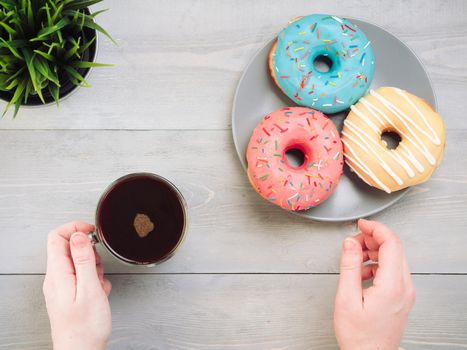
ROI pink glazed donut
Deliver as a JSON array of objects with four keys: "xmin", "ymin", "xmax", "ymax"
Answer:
[{"xmin": 246, "ymin": 107, "xmax": 343, "ymax": 211}]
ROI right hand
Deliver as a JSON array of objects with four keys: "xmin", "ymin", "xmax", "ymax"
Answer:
[{"xmin": 334, "ymin": 219, "xmax": 416, "ymax": 350}]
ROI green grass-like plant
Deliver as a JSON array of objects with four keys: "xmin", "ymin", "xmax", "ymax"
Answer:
[{"xmin": 0, "ymin": 0, "xmax": 115, "ymax": 117}]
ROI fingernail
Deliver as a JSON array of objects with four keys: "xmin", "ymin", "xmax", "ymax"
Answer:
[
  {"xmin": 71, "ymin": 233, "xmax": 88, "ymax": 248},
  {"xmin": 344, "ymin": 238, "xmax": 357, "ymax": 250}
]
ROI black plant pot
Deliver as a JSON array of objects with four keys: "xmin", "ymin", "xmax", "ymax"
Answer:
[{"xmin": 0, "ymin": 10, "xmax": 97, "ymax": 106}]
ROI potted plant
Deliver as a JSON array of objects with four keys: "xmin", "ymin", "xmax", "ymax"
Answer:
[{"xmin": 0, "ymin": 0, "xmax": 115, "ymax": 117}]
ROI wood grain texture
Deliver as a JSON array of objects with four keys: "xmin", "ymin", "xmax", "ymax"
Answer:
[
  {"xmin": 0, "ymin": 129, "xmax": 465, "ymax": 274},
  {"xmin": 0, "ymin": 274, "xmax": 466, "ymax": 350},
  {"xmin": 0, "ymin": 1, "xmax": 466, "ymax": 348},
  {"xmin": 0, "ymin": 0, "xmax": 465, "ymax": 129}
]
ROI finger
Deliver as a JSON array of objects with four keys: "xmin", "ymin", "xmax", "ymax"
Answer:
[
  {"xmin": 354, "ymin": 234, "xmax": 369, "ymax": 262},
  {"xmin": 53, "ymin": 221, "xmax": 95, "ymax": 240},
  {"xmin": 46, "ymin": 221, "xmax": 95, "ymax": 278},
  {"xmin": 358, "ymin": 219, "xmax": 404, "ymax": 287},
  {"xmin": 362, "ymin": 265, "xmax": 373, "ymax": 280},
  {"xmin": 362, "ymin": 264, "xmax": 378, "ymax": 280},
  {"xmin": 371, "ymin": 224, "xmax": 412, "ymax": 293},
  {"xmin": 402, "ymin": 256, "xmax": 416, "ymax": 307},
  {"xmin": 70, "ymin": 232, "xmax": 102, "ymax": 300},
  {"xmin": 362, "ymin": 250, "xmax": 370, "ymax": 262},
  {"xmin": 96, "ymin": 264, "xmax": 104, "ymax": 283},
  {"xmin": 368, "ymin": 250, "xmax": 379, "ymax": 262},
  {"xmin": 102, "ymin": 278, "xmax": 112, "ymax": 297},
  {"xmin": 46, "ymin": 230, "xmax": 75, "ymax": 279},
  {"xmin": 336, "ymin": 237, "xmax": 363, "ymax": 307},
  {"xmin": 359, "ymin": 219, "xmax": 399, "ymax": 246},
  {"xmin": 402, "ymin": 255, "xmax": 412, "ymax": 285},
  {"xmin": 94, "ymin": 248, "xmax": 101, "ymax": 265},
  {"xmin": 352, "ymin": 233, "xmax": 367, "ymax": 250},
  {"xmin": 363, "ymin": 234, "xmax": 379, "ymax": 251}
]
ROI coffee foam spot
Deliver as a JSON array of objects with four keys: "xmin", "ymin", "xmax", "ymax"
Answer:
[{"xmin": 133, "ymin": 213, "xmax": 155, "ymax": 238}]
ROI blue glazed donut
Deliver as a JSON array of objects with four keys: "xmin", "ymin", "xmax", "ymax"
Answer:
[{"xmin": 269, "ymin": 14, "xmax": 375, "ymax": 114}]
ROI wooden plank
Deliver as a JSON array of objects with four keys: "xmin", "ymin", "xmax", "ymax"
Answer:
[
  {"xmin": 0, "ymin": 129, "xmax": 465, "ymax": 274},
  {"xmin": 0, "ymin": 274, "xmax": 466, "ymax": 349},
  {"xmin": 0, "ymin": 0, "xmax": 465, "ymax": 130}
]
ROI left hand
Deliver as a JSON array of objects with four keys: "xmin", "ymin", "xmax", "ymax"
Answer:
[{"xmin": 43, "ymin": 221, "xmax": 112, "ymax": 350}]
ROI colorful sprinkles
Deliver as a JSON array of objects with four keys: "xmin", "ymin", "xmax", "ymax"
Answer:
[
  {"xmin": 271, "ymin": 14, "xmax": 375, "ymax": 114},
  {"xmin": 246, "ymin": 107, "xmax": 343, "ymax": 211}
]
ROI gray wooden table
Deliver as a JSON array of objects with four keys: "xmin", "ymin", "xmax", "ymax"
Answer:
[{"xmin": 1, "ymin": 1, "xmax": 466, "ymax": 349}]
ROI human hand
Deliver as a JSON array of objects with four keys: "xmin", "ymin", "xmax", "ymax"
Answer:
[
  {"xmin": 43, "ymin": 221, "xmax": 112, "ymax": 350},
  {"xmin": 334, "ymin": 219, "xmax": 416, "ymax": 350}
]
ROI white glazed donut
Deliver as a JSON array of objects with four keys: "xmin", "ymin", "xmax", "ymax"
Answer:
[{"xmin": 341, "ymin": 87, "xmax": 446, "ymax": 193}]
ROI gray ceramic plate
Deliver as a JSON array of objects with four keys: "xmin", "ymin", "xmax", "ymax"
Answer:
[{"xmin": 232, "ymin": 18, "xmax": 436, "ymax": 222}]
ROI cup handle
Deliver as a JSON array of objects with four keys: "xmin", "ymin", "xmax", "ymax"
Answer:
[{"xmin": 87, "ymin": 231, "xmax": 99, "ymax": 245}]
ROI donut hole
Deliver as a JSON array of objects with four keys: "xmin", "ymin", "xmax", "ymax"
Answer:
[
  {"xmin": 381, "ymin": 130, "xmax": 402, "ymax": 149},
  {"xmin": 313, "ymin": 55, "xmax": 333, "ymax": 73},
  {"xmin": 285, "ymin": 148, "xmax": 306, "ymax": 168}
]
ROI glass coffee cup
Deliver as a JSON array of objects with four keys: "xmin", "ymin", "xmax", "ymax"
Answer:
[{"xmin": 89, "ymin": 172, "xmax": 188, "ymax": 266}]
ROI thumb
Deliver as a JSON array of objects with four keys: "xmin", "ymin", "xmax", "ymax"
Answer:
[
  {"xmin": 336, "ymin": 237, "xmax": 363, "ymax": 307},
  {"xmin": 70, "ymin": 232, "xmax": 101, "ymax": 300}
]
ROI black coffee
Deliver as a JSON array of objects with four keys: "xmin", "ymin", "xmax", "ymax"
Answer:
[{"xmin": 97, "ymin": 174, "xmax": 186, "ymax": 264}]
